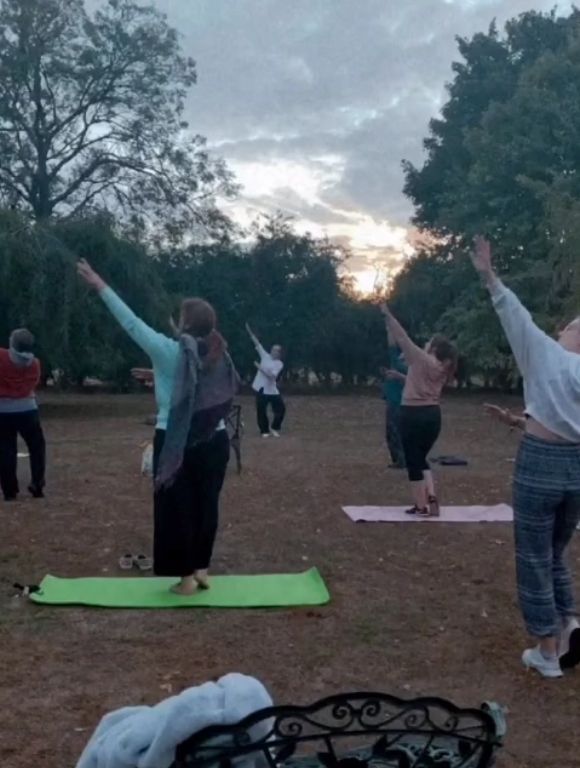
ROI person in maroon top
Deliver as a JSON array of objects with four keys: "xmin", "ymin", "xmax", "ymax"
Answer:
[{"xmin": 0, "ymin": 329, "xmax": 46, "ymax": 501}]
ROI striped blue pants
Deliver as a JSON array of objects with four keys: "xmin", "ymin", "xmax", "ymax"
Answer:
[{"xmin": 514, "ymin": 435, "xmax": 580, "ymax": 637}]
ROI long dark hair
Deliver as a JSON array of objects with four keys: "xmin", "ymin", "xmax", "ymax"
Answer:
[
  {"xmin": 180, "ymin": 298, "xmax": 226, "ymax": 365},
  {"xmin": 430, "ymin": 334, "xmax": 458, "ymax": 380}
]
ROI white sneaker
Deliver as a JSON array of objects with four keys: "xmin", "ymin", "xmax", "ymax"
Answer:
[
  {"xmin": 261, "ymin": 433, "xmax": 271, "ymax": 438},
  {"xmin": 522, "ymin": 646, "xmax": 562, "ymax": 678},
  {"xmin": 560, "ymin": 618, "xmax": 580, "ymax": 670},
  {"xmin": 270, "ymin": 429, "xmax": 280, "ymax": 437}
]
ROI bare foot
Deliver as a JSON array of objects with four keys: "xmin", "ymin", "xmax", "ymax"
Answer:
[
  {"xmin": 194, "ymin": 570, "xmax": 210, "ymax": 590},
  {"xmin": 170, "ymin": 577, "xmax": 197, "ymax": 596}
]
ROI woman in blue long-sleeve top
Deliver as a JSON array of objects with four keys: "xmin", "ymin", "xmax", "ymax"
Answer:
[{"xmin": 77, "ymin": 259, "xmax": 239, "ymax": 596}]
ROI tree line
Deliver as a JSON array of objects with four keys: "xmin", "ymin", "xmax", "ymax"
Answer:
[
  {"xmin": 395, "ymin": 8, "xmax": 580, "ymax": 389},
  {"xmin": 0, "ymin": 211, "xmax": 386, "ymax": 387},
  {"xmin": 1, "ymin": 1, "xmax": 579, "ymax": 390}
]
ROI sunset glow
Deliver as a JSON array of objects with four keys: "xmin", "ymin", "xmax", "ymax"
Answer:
[{"xmin": 224, "ymin": 158, "xmax": 415, "ymax": 294}]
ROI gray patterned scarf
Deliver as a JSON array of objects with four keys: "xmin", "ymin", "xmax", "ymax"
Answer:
[{"xmin": 155, "ymin": 335, "xmax": 239, "ymax": 490}]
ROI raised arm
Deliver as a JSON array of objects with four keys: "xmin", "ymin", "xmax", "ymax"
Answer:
[
  {"xmin": 380, "ymin": 303, "xmax": 425, "ymax": 364},
  {"xmin": 77, "ymin": 259, "xmax": 176, "ymax": 366},
  {"xmin": 246, "ymin": 322, "xmax": 266, "ymax": 357},
  {"xmin": 384, "ymin": 324, "xmax": 397, "ymax": 350},
  {"xmin": 246, "ymin": 322, "xmax": 259, "ymax": 346},
  {"xmin": 471, "ymin": 237, "xmax": 556, "ymax": 375}
]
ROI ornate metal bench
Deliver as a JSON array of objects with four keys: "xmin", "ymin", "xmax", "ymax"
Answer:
[{"xmin": 171, "ymin": 692, "xmax": 506, "ymax": 768}]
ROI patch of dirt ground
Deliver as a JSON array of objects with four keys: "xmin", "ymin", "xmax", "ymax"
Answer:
[{"xmin": 1, "ymin": 392, "xmax": 579, "ymax": 767}]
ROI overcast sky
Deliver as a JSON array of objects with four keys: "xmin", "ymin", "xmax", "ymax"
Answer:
[{"xmin": 138, "ymin": 1, "xmax": 572, "ymax": 288}]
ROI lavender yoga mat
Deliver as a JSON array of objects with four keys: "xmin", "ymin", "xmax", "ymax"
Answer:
[{"xmin": 343, "ymin": 504, "xmax": 513, "ymax": 523}]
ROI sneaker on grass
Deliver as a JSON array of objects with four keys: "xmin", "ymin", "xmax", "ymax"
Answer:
[{"xmin": 522, "ymin": 646, "xmax": 562, "ymax": 679}]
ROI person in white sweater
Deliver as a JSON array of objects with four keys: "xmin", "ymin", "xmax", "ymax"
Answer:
[
  {"xmin": 246, "ymin": 324, "xmax": 285, "ymax": 437},
  {"xmin": 472, "ymin": 236, "xmax": 580, "ymax": 679}
]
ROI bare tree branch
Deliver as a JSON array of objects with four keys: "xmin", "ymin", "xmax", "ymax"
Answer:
[{"xmin": 0, "ymin": 0, "xmax": 234, "ymax": 238}]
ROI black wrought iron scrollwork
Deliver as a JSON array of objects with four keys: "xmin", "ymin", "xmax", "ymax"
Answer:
[
  {"xmin": 274, "ymin": 741, "xmax": 298, "ymax": 764},
  {"xmin": 331, "ymin": 702, "xmax": 355, "ymax": 726},
  {"xmin": 442, "ymin": 715, "xmax": 460, "ymax": 733},
  {"xmin": 401, "ymin": 706, "xmax": 429, "ymax": 731},
  {"xmin": 359, "ymin": 700, "xmax": 382, "ymax": 725},
  {"xmin": 172, "ymin": 692, "xmax": 506, "ymax": 768},
  {"xmin": 232, "ymin": 730, "xmax": 253, "ymax": 748},
  {"xmin": 276, "ymin": 718, "xmax": 306, "ymax": 738}
]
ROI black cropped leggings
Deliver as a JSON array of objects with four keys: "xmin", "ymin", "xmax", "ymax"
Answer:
[{"xmin": 400, "ymin": 405, "xmax": 441, "ymax": 482}]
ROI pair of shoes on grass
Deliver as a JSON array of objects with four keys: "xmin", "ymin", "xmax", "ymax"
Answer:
[{"xmin": 119, "ymin": 553, "xmax": 152, "ymax": 571}]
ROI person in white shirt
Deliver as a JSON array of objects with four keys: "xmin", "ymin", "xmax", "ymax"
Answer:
[
  {"xmin": 246, "ymin": 324, "xmax": 285, "ymax": 437},
  {"xmin": 472, "ymin": 236, "xmax": 580, "ymax": 679}
]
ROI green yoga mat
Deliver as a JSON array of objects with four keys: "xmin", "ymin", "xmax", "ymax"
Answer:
[{"xmin": 29, "ymin": 568, "xmax": 330, "ymax": 609}]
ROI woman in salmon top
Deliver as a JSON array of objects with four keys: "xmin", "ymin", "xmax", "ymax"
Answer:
[{"xmin": 380, "ymin": 303, "xmax": 457, "ymax": 517}]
